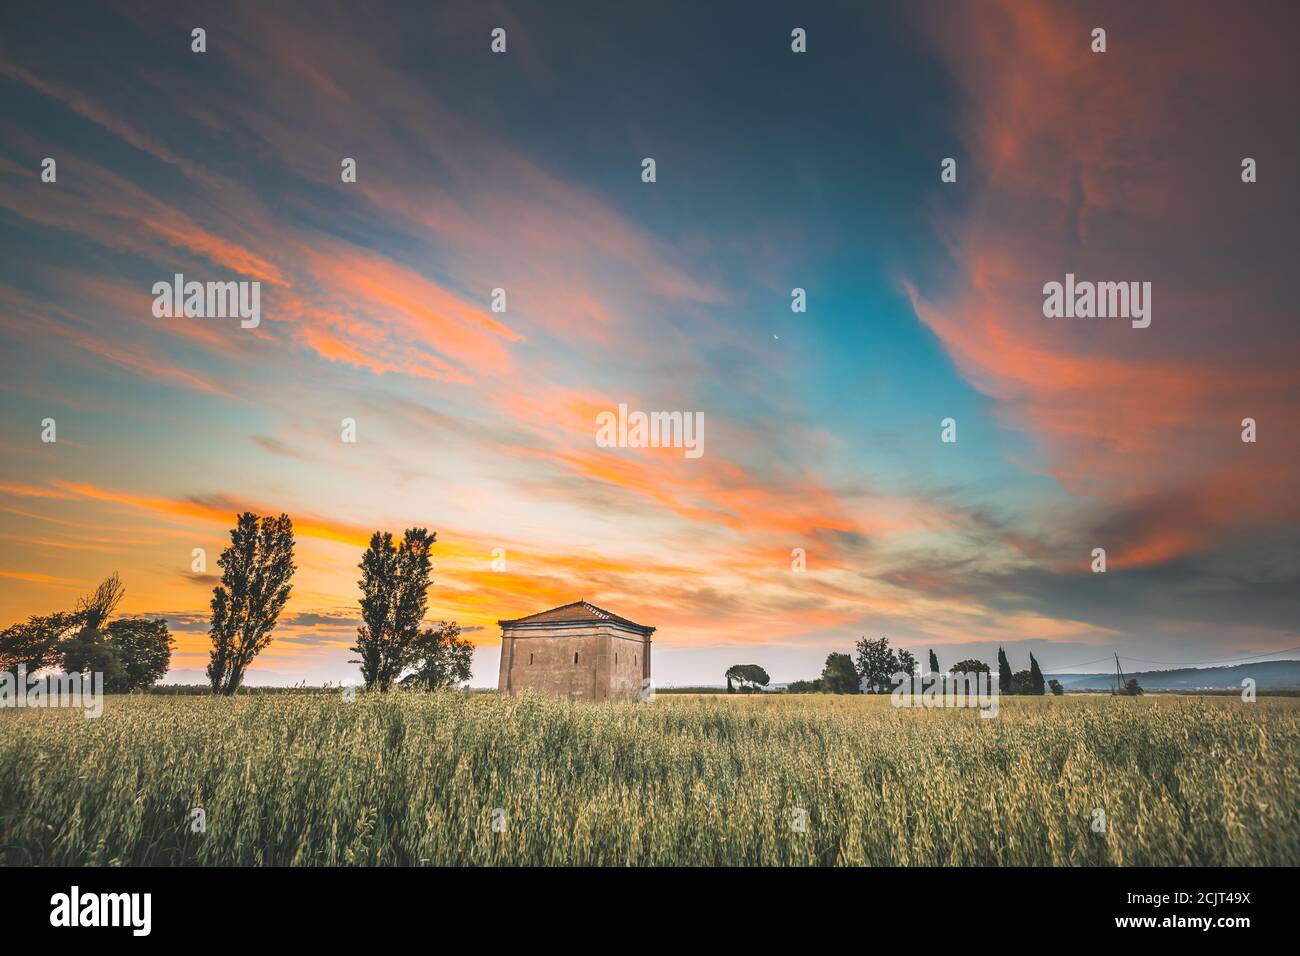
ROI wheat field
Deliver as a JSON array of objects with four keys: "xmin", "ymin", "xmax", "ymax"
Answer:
[{"xmin": 1, "ymin": 692, "xmax": 1296, "ymax": 866}]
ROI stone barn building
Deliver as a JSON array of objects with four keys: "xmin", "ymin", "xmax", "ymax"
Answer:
[{"xmin": 497, "ymin": 601, "xmax": 654, "ymax": 701}]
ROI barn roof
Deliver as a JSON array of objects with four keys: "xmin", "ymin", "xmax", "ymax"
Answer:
[{"xmin": 499, "ymin": 600, "xmax": 655, "ymax": 636}]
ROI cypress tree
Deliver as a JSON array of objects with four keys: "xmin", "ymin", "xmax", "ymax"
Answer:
[
  {"xmin": 1029, "ymin": 653, "xmax": 1046, "ymax": 695},
  {"xmin": 997, "ymin": 646, "xmax": 1012, "ymax": 695}
]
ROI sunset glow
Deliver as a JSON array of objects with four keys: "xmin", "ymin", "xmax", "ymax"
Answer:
[{"xmin": 2, "ymin": 1, "xmax": 1297, "ymax": 687}]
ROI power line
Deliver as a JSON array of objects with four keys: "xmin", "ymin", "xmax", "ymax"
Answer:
[
  {"xmin": 1040, "ymin": 656, "xmax": 1117, "ymax": 674},
  {"xmin": 1118, "ymin": 645, "xmax": 1300, "ymax": 668}
]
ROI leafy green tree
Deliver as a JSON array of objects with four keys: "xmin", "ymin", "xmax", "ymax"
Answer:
[
  {"xmin": 1, "ymin": 573, "xmax": 124, "ymax": 674},
  {"xmin": 928, "ymin": 649, "xmax": 940, "ymax": 675},
  {"xmin": 1123, "ymin": 678, "xmax": 1144, "ymax": 696},
  {"xmin": 1010, "ymin": 669, "xmax": 1034, "ymax": 695},
  {"xmin": 950, "ymin": 658, "xmax": 991, "ymax": 676},
  {"xmin": 60, "ymin": 627, "xmax": 125, "ymax": 687},
  {"xmin": 207, "ymin": 513, "xmax": 296, "ymax": 696},
  {"xmin": 821, "ymin": 652, "xmax": 860, "ymax": 694},
  {"xmin": 62, "ymin": 572, "xmax": 130, "ymax": 686},
  {"xmin": 997, "ymin": 647, "xmax": 1012, "ymax": 695},
  {"xmin": 724, "ymin": 663, "xmax": 770, "ymax": 693},
  {"xmin": 742, "ymin": 664, "xmax": 770, "ymax": 692},
  {"xmin": 785, "ymin": 678, "xmax": 823, "ymax": 694},
  {"xmin": 401, "ymin": 621, "xmax": 473, "ymax": 690},
  {"xmin": 1048, "ymin": 679, "xmax": 1064, "ymax": 696},
  {"xmin": 897, "ymin": 649, "xmax": 918, "ymax": 678},
  {"xmin": 4, "ymin": 575, "xmax": 171, "ymax": 693},
  {"xmin": 854, "ymin": 636, "xmax": 899, "ymax": 693},
  {"xmin": 352, "ymin": 528, "xmax": 435, "ymax": 692},
  {"xmin": 76, "ymin": 573, "xmax": 124, "ymax": 636},
  {"xmin": 105, "ymin": 618, "xmax": 174, "ymax": 691},
  {"xmin": 1029, "ymin": 653, "xmax": 1046, "ymax": 695},
  {"xmin": 0, "ymin": 612, "xmax": 81, "ymax": 673}
]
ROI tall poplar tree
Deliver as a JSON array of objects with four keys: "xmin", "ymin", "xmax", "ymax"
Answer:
[
  {"xmin": 207, "ymin": 513, "xmax": 296, "ymax": 695},
  {"xmin": 352, "ymin": 528, "xmax": 435, "ymax": 692}
]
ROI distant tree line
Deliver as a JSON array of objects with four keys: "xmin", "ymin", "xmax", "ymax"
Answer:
[{"xmin": 780, "ymin": 639, "xmax": 1068, "ymax": 696}]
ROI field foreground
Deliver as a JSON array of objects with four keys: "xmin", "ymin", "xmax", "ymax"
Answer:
[{"xmin": 2, "ymin": 692, "xmax": 1297, "ymax": 866}]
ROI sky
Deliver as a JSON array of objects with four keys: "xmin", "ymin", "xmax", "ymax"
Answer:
[{"xmin": 1, "ymin": 0, "xmax": 1297, "ymax": 687}]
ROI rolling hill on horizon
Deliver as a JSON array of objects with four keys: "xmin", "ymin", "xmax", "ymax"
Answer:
[
  {"xmin": 660, "ymin": 660, "xmax": 1300, "ymax": 692},
  {"xmin": 1055, "ymin": 660, "xmax": 1300, "ymax": 691}
]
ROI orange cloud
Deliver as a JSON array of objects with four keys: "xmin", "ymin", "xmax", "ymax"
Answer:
[{"xmin": 909, "ymin": 0, "xmax": 1300, "ymax": 567}]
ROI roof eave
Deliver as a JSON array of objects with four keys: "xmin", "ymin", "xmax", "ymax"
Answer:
[{"xmin": 499, "ymin": 618, "xmax": 655, "ymax": 637}]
